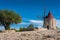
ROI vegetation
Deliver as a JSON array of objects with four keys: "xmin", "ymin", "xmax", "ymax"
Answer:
[
  {"xmin": 11, "ymin": 28, "xmax": 18, "ymax": 32},
  {"xmin": 0, "ymin": 10, "xmax": 22, "ymax": 30},
  {"xmin": 26, "ymin": 24, "xmax": 35, "ymax": 31},
  {"xmin": 18, "ymin": 24, "xmax": 38, "ymax": 32},
  {"xmin": 19, "ymin": 27, "xmax": 23, "ymax": 32},
  {"xmin": 0, "ymin": 30, "xmax": 2, "ymax": 32},
  {"xmin": 10, "ymin": 24, "xmax": 38, "ymax": 32}
]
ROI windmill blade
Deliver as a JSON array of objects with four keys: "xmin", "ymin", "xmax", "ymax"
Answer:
[
  {"xmin": 37, "ymin": 16, "xmax": 44, "ymax": 20},
  {"xmin": 37, "ymin": 16, "xmax": 43, "ymax": 18},
  {"xmin": 44, "ymin": 7, "xmax": 46, "ymax": 17}
]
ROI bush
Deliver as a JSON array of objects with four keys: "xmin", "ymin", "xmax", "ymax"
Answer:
[
  {"xmin": 11, "ymin": 28, "xmax": 19, "ymax": 32},
  {"xmin": 0, "ymin": 30, "xmax": 2, "ymax": 33},
  {"xmin": 19, "ymin": 27, "xmax": 23, "ymax": 32}
]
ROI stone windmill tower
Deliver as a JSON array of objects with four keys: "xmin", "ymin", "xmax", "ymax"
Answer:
[{"xmin": 44, "ymin": 12, "xmax": 56, "ymax": 30}]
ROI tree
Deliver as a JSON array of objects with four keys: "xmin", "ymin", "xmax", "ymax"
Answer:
[
  {"xmin": 27, "ymin": 24, "xmax": 34, "ymax": 31},
  {"xmin": 19, "ymin": 27, "xmax": 27, "ymax": 31},
  {"xmin": 19, "ymin": 27, "xmax": 23, "ymax": 32},
  {"xmin": 0, "ymin": 10, "xmax": 22, "ymax": 30},
  {"xmin": 35, "ymin": 27, "xmax": 38, "ymax": 29}
]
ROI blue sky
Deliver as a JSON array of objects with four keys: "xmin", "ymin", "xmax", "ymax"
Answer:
[{"xmin": 0, "ymin": 0, "xmax": 60, "ymax": 30}]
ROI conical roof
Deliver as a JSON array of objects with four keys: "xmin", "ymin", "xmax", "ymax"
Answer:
[
  {"xmin": 45, "ymin": 12, "xmax": 53, "ymax": 18},
  {"xmin": 48, "ymin": 12, "xmax": 53, "ymax": 18}
]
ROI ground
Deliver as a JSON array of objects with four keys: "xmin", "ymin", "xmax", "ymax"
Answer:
[{"xmin": 0, "ymin": 30, "xmax": 60, "ymax": 40}]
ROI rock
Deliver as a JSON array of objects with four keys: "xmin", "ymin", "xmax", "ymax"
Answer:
[{"xmin": 0, "ymin": 30, "xmax": 59, "ymax": 40}]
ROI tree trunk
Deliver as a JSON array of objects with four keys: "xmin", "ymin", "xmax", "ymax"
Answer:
[{"xmin": 5, "ymin": 25, "xmax": 10, "ymax": 30}]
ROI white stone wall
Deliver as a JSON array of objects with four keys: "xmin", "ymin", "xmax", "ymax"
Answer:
[
  {"xmin": 52, "ymin": 19, "xmax": 56, "ymax": 29},
  {"xmin": 0, "ymin": 30, "xmax": 59, "ymax": 40},
  {"xmin": 44, "ymin": 18, "xmax": 56, "ymax": 30}
]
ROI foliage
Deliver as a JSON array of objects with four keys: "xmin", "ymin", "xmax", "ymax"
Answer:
[
  {"xmin": 19, "ymin": 24, "xmax": 36, "ymax": 32},
  {"xmin": 0, "ymin": 30, "xmax": 2, "ymax": 32},
  {"xmin": 27, "ymin": 24, "xmax": 34, "ymax": 31},
  {"xmin": 19, "ymin": 27, "xmax": 23, "ymax": 32},
  {"xmin": 22, "ymin": 28, "xmax": 27, "ymax": 31},
  {"xmin": 0, "ymin": 10, "xmax": 22, "ymax": 30},
  {"xmin": 35, "ymin": 27, "xmax": 38, "ymax": 29},
  {"xmin": 11, "ymin": 24, "xmax": 39, "ymax": 32}
]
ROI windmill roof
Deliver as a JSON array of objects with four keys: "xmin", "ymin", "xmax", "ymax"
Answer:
[{"xmin": 45, "ymin": 12, "xmax": 53, "ymax": 18}]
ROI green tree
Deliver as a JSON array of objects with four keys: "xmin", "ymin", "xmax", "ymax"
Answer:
[
  {"xmin": 0, "ymin": 10, "xmax": 22, "ymax": 30},
  {"xmin": 27, "ymin": 24, "xmax": 34, "ymax": 31},
  {"xmin": 35, "ymin": 27, "xmax": 38, "ymax": 29},
  {"xmin": 19, "ymin": 27, "xmax": 23, "ymax": 32}
]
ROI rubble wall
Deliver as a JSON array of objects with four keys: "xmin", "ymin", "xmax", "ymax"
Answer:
[{"xmin": 0, "ymin": 30, "xmax": 59, "ymax": 40}]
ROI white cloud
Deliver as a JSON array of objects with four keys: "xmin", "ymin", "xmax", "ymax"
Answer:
[
  {"xmin": 56, "ymin": 20, "xmax": 60, "ymax": 28},
  {"xmin": 20, "ymin": 22, "xmax": 29, "ymax": 24},
  {"xmin": 30, "ymin": 20, "xmax": 43, "ymax": 23},
  {"xmin": 17, "ymin": 22, "xmax": 30, "ymax": 25},
  {"xmin": 37, "ymin": 26, "xmax": 42, "ymax": 28},
  {"xmin": 29, "ymin": 20, "xmax": 43, "ymax": 27}
]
